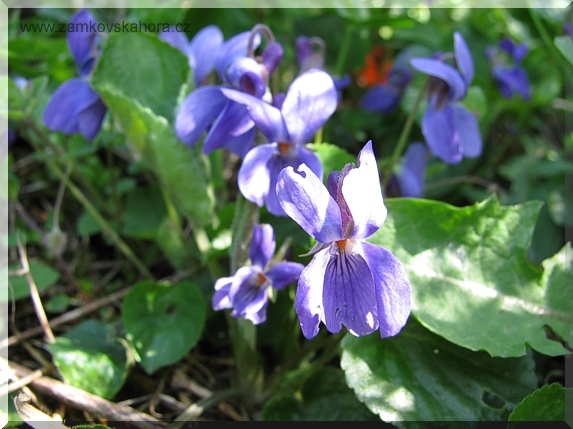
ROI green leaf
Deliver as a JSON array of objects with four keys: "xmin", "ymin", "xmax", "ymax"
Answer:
[
  {"xmin": 369, "ymin": 197, "xmax": 573, "ymax": 357},
  {"xmin": 92, "ymin": 32, "xmax": 189, "ymax": 121},
  {"xmin": 508, "ymin": 383, "xmax": 570, "ymax": 421},
  {"xmin": 155, "ymin": 218, "xmax": 188, "ymax": 270},
  {"xmin": 307, "ymin": 142, "xmax": 356, "ymax": 177},
  {"xmin": 340, "ymin": 319, "xmax": 537, "ymax": 422},
  {"xmin": 7, "ymin": 262, "xmax": 60, "ymax": 301},
  {"xmin": 554, "ymin": 36, "xmax": 573, "ymax": 66},
  {"xmin": 48, "ymin": 320, "xmax": 130, "ymax": 399},
  {"xmin": 44, "ymin": 293, "xmax": 70, "ymax": 313},
  {"xmin": 121, "ymin": 187, "xmax": 167, "ymax": 239},
  {"xmin": 90, "ymin": 87, "xmax": 216, "ymax": 229},
  {"xmin": 122, "ymin": 280, "xmax": 206, "ymax": 374},
  {"xmin": 262, "ymin": 367, "xmax": 378, "ymax": 421},
  {"xmin": 77, "ymin": 209, "xmax": 102, "ymax": 237}
]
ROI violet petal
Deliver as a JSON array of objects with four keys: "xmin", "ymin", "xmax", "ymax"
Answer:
[
  {"xmin": 295, "ymin": 247, "xmax": 330, "ymax": 339},
  {"xmin": 276, "ymin": 163, "xmax": 344, "ymax": 243},
  {"xmin": 220, "ymin": 88, "xmax": 288, "ymax": 142},
  {"xmin": 342, "ymin": 141, "xmax": 387, "ymax": 240},
  {"xmin": 421, "ymin": 99, "xmax": 463, "ymax": 164},
  {"xmin": 359, "ymin": 242, "xmax": 411, "ymax": 338},
  {"xmin": 249, "ymin": 224, "xmax": 276, "ymax": 270},
  {"xmin": 280, "ymin": 69, "xmax": 338, "ymax": 145},
  {"xmin": 454, "ymin": 32, "xmax": 474, "ymax": 86},
  {"xmin": 410, "ymin": 58, "xmax": 467, "ymax": 101},
  {"xmin": 266, "ymin": 262, "xmax": 305, "ymax": 290},
  {"xmin": 322, "ymin": 244, "xmax": 379, "ymax": 337},
  {"xmin": 203, "ymin": 100, "xmax": 254, "ymax": 153},
  {"xmin": 175, "ymin": 86, "xmax": 227, "ymax": 146},
  {"xmin": 238, "ymin": 143, "xmax": 276, "ymax": 207}
]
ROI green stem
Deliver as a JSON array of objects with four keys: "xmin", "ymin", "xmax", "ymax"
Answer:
[
  {"xmin": 105, "ymin": 143, "xmax": 120, "ymax": 220},
  {"xmin": 192, "ymin": 226, "xmax": 224, "ymax": 280},
  {"xmin": 229, "ymin": 194, "xmax": 260, "ymax": 273},
  {"xmin": 25, "ymin": 130, "xmax": 154, "ymax": 280},
  {"xmin": 226, "ymin": 193, "xmax": 263, "ymax": 410},
  {"xmin": 314, "ymin": 126, "xmax": 324, "ymax": 145},
  {"xmin": 52, "ymin": 163, "xmax": 71, "ymax": 229},
  {"xmin": 528, "ymin": 8, "xmax": 573, "ymax": 84},
  {"xmin": 382, "ymin": 78, "xmax": 429, "ymax": 189},
  {"xmin": 334, "ymin": 24, "xmax": 354, "ymax": 77}
]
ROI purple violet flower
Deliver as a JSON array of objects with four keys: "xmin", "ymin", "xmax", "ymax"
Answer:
[
  {"xmin": 213, "ymin": 224, "xmax": 304, "ymax": 324},
  {"xmin": 486, "ymin": 38, "xmax": 530, "ymax": 100},
  {"xmin": 398, "ymin": 142, "xmax": 428, "ymax": 198},
  {"xmin": 360, "ymin": 49, "xmax": 414, "ymax": 114},
  {"xmin": 175, "ymin": 25, "xmax": 284, "ymax": 158},
  {"xmin": 160, "ymin": 25, "xmax": 224, "ymax": 87},
  {"xmin": 410, "ymin": 32, "xmax": 482, "ymax": 165},
  {"xmin": 276, "ymin": 141, "xmax": 411, "ymax": 339},
  {"xmin": 43, "ymin": 9, "xmax": 107, "ymax": 141},
  {"xmin": 221, "ymin": 69, "xmax": 338, "ymax": 216}
]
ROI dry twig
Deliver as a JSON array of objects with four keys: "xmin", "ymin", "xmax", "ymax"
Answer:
[
  {"xmin": 1, "ymin": 286, "xmax": 130, "ymax": 349},
  {"xmin": 7, "ymin": 359, "xmax": 167, "ymax": 429},
  {"xmin": 16, "ymin": 237, "xmax": 55, "ymax": 344}
]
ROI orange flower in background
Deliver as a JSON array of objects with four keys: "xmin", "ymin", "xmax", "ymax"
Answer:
[{"xmin": 356, "ymin": 45, "xmax": 394, "ymax": 88}]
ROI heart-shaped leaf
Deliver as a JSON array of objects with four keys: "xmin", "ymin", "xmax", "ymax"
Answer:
[
  {"xmin": 48, "ymin": 320, "xmax": 130, "ymax": 399},
  {"xmin": 122, "ymin": 280, "xmax": 206, "ymax": 374}
]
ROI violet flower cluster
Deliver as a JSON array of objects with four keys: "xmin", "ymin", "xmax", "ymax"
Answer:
[
  {"xmin": 411, "ymin": 32, "xmax": 482, "ymax": 165},
  {"xmin": 184, "ymin": 25, "xmax": 414, "ymax": 339},
  {"xmin": 172, "ymin": 24, "xmax": 283, "ymax": 158},
  {"xmin": 486, "ymin": 38, "xmax": 530, "ymax": 100},
  {"xmin": 43, "ymin": 10, "xmax": 107, "ymax": 141}
]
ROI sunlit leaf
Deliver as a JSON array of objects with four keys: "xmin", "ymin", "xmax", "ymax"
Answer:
[
  {"xmin": 370, "ymin": 197, "xmax": 573, "ymax": 357},
  {"xmin": 92, "ymin": 32, "xmax": 188, "ymax": 121},
  {"xmin": 48, "ymin": 320, "xmax": 130, "ymax": 399},
  {"xmin": 341, "ymin": 319, "xmax": 537, "ymax": 422}
]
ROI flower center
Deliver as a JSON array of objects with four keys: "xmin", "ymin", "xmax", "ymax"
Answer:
[
  {"xmin": 427, "ymin": 77, "xmax": 451, "ymax": 110},
  {"xmin": 278, "ymin": 142, "xmax": 293, "ymax": 156},
  {"xmin": 335, "ymin": 239, "xmax": 356, "ymax": 254},
  {"xmin": 255, "ymin": 272, "xmax": 269, "ymax": 287}
]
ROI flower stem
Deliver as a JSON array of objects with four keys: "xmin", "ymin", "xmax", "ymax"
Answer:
[
  {"xmin": 227, "ymin": 193, "xmax": 264, "ymax": 410},
  {"xmin": 229, "ymin": 194, "xmax": 260, "ymax": 273},
  {"xmin": 382, "ymin": 78, "xmax": 429, "ymax": 189},
  {"xmin": 334, "ymin": 24, "xmax": 354, "ymax": 77}
]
